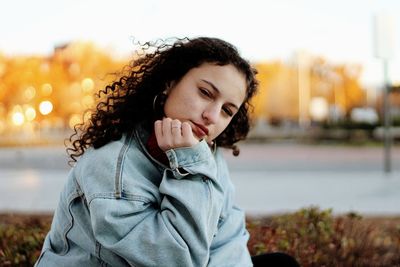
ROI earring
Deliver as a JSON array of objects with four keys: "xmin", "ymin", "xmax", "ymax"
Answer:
[
  {"xmin": 210, "ymin": 140, "xmax": 217, "ymax": 153},
  {"xmin": 152, "ymin": 91, "xmax": 167, "ymax": 115}
]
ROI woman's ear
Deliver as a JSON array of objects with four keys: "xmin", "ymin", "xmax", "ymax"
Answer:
[{"xmin": 165, "ymin": 81, "xmax": 176, "ymax": 94}]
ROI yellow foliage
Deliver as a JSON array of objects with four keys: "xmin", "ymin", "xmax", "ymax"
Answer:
[
  {"xmin": 0, "ymin": 42, "xmax": 127, "ymax": 129},
  {"xmin": 251, "ymin": 57, "xmax": 365, "ymax": 122},
  {"xmin": 0, "ymin": 44, "xmax": 366, "ymax": 130}
]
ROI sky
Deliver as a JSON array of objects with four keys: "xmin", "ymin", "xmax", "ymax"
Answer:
[{"xmin": 1, "ymin": 0, "xmax": 399, "ymax": 87}]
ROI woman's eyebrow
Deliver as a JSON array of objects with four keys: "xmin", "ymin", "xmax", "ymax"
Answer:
[
  {"xmin": 201, "ymin": 79, "xmax": 220, "ymax": 94},
  {"xmin": 201, "ymin": 79, "xmax": 239, "ymax": 110}
]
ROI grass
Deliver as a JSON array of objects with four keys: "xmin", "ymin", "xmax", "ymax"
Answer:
[{"xmin": 1, "ymin": 207, "xmax": 400, "ymax": 266}]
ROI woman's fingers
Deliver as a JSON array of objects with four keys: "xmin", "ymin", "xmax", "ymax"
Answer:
[
  {"xmin": 181, "ymin": 122, "xmax": 192, "ymax": 139},
  {"xmin": 161, "ymin": 117, "xmax": 172, "ymax": 138},
  {"xmin": 154, "ymin": 118, "xmax": 198, "ymax": 151},
  {"xmin": 170, "ymin": 119, "xmax": 182, "ymax": 137},
  {"xmin": 154, "ymin": 120, "xmax": 163, "ymax": 142}
]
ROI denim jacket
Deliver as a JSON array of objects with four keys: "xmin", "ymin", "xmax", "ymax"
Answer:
[{"xmin": 35, "ymin": 123, "xmax": 252, "ymax": 267}]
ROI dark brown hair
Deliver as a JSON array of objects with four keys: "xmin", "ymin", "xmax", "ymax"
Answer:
[{"xmin": 67, "ymin": 37, "xmax": 258, "ymax": 163}]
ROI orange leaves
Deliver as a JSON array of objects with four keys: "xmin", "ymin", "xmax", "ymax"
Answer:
[{"xmin": 251, "ymin": 56, "xmax": 364, "ymax": 123}]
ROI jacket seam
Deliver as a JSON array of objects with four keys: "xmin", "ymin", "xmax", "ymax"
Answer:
[
  {"xmin": 177, "ymin": 159, "xmax": 208, "ymax": 168},
  {"xmin": 114, "ymin": 132, "xmax": 135, "ymax": 198},
  {"xmin": 204, "ymin": 178, "xmax": 213, "ymax": 226},
  {"xmin": 59, "ymin": 190, "xmax": 81, "ymax": 255},
  {"xmin": 87, "ymin": 193, "xmax": 153, "ymax": 206}
]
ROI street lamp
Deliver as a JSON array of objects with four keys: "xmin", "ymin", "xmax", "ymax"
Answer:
[{"xmin": 373, "ymin": 13, "xmax": 396, "ymax": 173}]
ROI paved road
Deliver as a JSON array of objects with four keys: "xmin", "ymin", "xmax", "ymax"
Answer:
[
  {"xmin": 223, "ymin": 142, "xmax": 400, "ymax": 172},
  {"xmin": 1, "ymin": 143, "xmax": 399, "ymax": 215},
  {"xmin": 1, "ymin": 142, "xmax": 399, "ymax": 172}
]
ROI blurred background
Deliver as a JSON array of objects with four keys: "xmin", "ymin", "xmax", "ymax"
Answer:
[{"xmin": 0, "ymin": 0, "xmax": 399, "ymax": 216}]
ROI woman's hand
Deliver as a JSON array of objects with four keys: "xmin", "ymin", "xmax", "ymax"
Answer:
[{"xmin": 154, "ymin": 118, "xmax": 199, "ymax": 151}]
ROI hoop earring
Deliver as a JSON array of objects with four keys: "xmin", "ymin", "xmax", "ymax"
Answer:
[
  {"xmin": 210, "ymin": 140, "xmax": 217, "ymax": 153},
  {"xmin": 152, "ymin": 94, "xmax": 159, "ymax": 112},
  {"xmin": 153, "ymin": 91, "xmax": 167, "ymax": 115}
]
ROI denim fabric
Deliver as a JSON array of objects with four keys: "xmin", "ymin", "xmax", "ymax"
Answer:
[{"xmin": 35, "ymin": 123, "xmax": 252, "ymax": 267}]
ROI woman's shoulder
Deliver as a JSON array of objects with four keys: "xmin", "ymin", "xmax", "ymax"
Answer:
[
  {"xmin": 71, "ymin": 132, "xmax": 147, "ymax": 193},
  {"xmin": 214, "ymin": 148, "xmax": 229, "ymax": 175},
  {"xmin": 74, "ymin": 133, "xmax": 141, "ymax": 177},
  {"xmin": 213, "ymin": 148, "xmax": 235, "ymax": 192},
  {"xmin": 82, "ymin": 136, "xmax": 130, "ymax": 162}
]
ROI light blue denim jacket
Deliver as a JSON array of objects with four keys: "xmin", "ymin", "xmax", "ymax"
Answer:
[{"xmin": 35, "ymin": 123, "xmax": 252, "ymax": 267}]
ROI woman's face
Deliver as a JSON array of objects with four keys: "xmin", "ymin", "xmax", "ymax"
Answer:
[{"xmin": 163, "ymin": 63, "xmax": 247, "ymax": 143}]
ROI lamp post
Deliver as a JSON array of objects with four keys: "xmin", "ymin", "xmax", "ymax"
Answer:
[
  {"xmin": 382, "ymin": 59, "xmax": 391, "ymax": 173},
  {"xmin": 373, "ymin": 13, "xmax": 395, "ymax": 173}
]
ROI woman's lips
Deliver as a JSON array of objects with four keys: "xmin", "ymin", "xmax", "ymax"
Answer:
[{"xmin": 191, "ymin": 122, "xmax": 209, "ymax": 138}]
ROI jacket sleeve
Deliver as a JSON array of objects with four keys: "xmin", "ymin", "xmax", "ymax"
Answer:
[
  {"xmin": 88, "ymin": 140, "xmax": 224, "ymax": 267},
  {"xmin": 208, "ymin": 206, "xmax": 253, "ymax": 267},
  {"xmin": 207, "ymin": 154, "xmax": 253, "ymax": 267}
]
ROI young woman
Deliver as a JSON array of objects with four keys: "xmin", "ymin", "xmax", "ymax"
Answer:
[{"xmin": 35, "ymin": 37, "xmax": 299, "ymax": 267}]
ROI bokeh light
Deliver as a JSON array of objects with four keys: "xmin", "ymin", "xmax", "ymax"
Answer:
[
  {"xmin": 39, "ymin": 101, "xmax": 53, "ymax": 115},
  {"xmin": 41, "ymin": 83, "xmax": 53, "ymax": 96},
  {"xmin": 310, "ymin": 97, "xmax": 329, "ymax": 121},
  {"xmin": 12, "ymin": 112, "xmax": 24, "ymax": 126},
  {"xmin": 81, "ymin": 78, "xmax": 94, "ymax": 93},
  {"xmin": 24, "ymin": 106, "xmax": 36, "ymax": 121},
  {"xmin": 23, "ymin": 86, "xmax": 36, "ymax": 101}
]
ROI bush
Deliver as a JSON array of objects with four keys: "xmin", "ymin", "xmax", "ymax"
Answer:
[
  {"xmin": 0, "ymin": 214, "xmax": 52, "ymax": 267},
  {"xmin": 1, "ymin": 207, "xmax": 400, "ymax": 266},
  {"xmin": 247, "ymin": 207, "xmax": 400, "ymax": 266}
]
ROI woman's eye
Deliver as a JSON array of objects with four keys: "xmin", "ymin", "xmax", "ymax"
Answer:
[
  {"xmin": 222, "ymin": 107, "xmax": 233, "ymax": 117},
  {"xmin": 199, "ymin": 88, "xmax": 211, "ymax": 98}
]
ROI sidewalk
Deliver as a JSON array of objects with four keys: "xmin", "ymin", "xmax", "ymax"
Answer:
[
  {"xmin": 0, "ymin": 144, "xmax": 399, "ymax": 216},
  {"xmin": 231, "ymin": 170, "xmax": 400, "ymax": 216},
  {"xmin": 0, "ymin": 168, "xmax": 399, "ymax": 216}
]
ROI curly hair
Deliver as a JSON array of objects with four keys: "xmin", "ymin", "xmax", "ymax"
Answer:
[{"xmin": 67, "ymin": 37, "xmax": 258, "ymax": 163}]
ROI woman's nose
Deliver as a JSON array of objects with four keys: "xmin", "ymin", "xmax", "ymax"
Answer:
[{"xmin": 202, "ymin": 105, "xmax": 220, "ymax": 124}]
